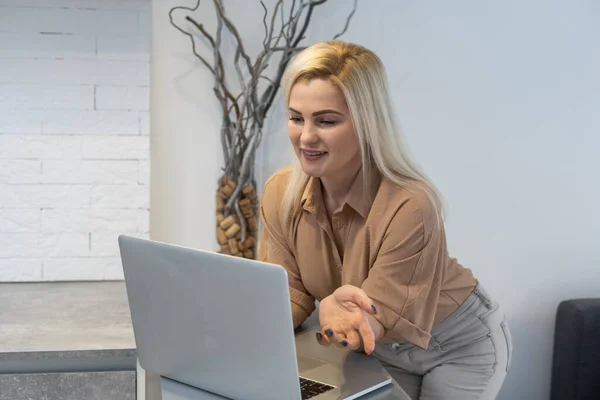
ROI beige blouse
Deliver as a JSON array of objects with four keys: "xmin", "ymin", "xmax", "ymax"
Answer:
[{"xmin": 258, "ymin": 166, "xmax": 477, "ymax": 349}]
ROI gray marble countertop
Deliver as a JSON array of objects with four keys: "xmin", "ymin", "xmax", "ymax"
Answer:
[{"xmin": 0, "ymin": 281, "xmax": 136, "ymax": 373}]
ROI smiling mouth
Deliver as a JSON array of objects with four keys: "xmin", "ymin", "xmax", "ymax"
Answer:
[{"xmin": 302, "ymin": 150, "xmax": 328, "ymax": 156}]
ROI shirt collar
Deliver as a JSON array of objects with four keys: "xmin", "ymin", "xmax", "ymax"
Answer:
[{"xmin": 301, "ymin": 165, "xmax": 381, "ymax": 219}]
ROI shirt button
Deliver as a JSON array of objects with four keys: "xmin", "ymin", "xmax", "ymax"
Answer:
[
  {"xmin": 391, "ymin": 343, "xmax": 400, "ymax": 351},
  {"xmin": 333, "ymin": 219, "xmax": 344, "ymax": 230}
]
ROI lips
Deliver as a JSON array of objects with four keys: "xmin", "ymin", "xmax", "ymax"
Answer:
[{"xmin": 301, "ymin": 149, "xmax": 328, "ymax": 161}]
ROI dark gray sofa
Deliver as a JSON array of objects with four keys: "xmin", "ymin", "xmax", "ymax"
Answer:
[{"xmin": 551, "ymin": 299, "xmax": 600, "ymax": 399}]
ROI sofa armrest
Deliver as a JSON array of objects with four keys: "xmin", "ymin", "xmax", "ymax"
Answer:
[{"xmin": 551, "ymin": 299, "xmax": 600, "ymax": 400}]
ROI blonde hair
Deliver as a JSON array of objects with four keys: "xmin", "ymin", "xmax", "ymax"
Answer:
[{"xmin": 281, "ymin": 40, "xmax": 444, "ymax": 222}]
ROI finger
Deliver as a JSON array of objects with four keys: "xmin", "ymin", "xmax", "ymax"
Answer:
[
  {"xmin": 335, "ymin": 331, "xmax": 348, "ymax": 348},
  {"xmin": 322, "ymin": 327, "xmax": 341, "ymax": 342},
  {"xmin": 349, "ymin": 288, "xmax": 378, "ymax": 315},
  {"xmin": 318, "ymin": 327, "xmax": 339, "ymax": 346},
  {"xmin": 327, "ymin": 328, "xmax": 347, "ymax": 347},
  {"xmin": 342, "ymin": 330, "xmax": 361, "ymax": 351},
  {"xmin": 322, "ymin": 327, "xmax": 348, "ymax": 347},
  {"xmin": 315, "ymin": 331, "xmax": 331, "ymax": 347},
  {"xmin": 358, "ymin": 319, "xmax": 376, "ymax": 355}
]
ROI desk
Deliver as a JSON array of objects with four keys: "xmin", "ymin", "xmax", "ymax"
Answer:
[{"xmin": 159, "ymin": 320, "xmax": 411, "ymax": 400}]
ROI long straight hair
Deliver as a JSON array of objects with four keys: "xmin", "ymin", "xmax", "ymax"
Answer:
[{"xmin": 280, "ymin": 40, "xmax": 444, "ymax": 222}]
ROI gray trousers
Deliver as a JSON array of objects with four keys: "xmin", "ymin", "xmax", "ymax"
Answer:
[{"xmin": 373, "ymin": 285, "xmax": 513, "ymax": 399}]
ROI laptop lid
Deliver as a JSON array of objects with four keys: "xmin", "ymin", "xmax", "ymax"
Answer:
[{"xmin": 118, "ymin": 235, "xmax": 303, "ymax": 400}]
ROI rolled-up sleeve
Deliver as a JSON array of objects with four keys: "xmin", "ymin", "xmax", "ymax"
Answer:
[
  {"xmin": 361, "ymin": 195, "xmax": 445, "ymax": 349},
  {"xmin": 258, "ymin": 177, "xmax": 316, "ymax": 328}
]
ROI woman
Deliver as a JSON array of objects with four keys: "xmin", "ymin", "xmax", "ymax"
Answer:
[{"xmin": 258, "ymin": 40, "xmax": 512, "ymax": 399}]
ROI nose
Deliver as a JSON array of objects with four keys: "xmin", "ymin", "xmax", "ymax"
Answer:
[{"xmin": 299, "ymin": 123, "xmax": 319, "ymax": 147}]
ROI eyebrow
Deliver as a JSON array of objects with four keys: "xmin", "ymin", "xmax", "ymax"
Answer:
[{"xmin": 288, "ymin": 107, "xmax": 344, "ymax": 117}]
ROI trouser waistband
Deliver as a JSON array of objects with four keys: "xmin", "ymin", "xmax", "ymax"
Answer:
[{"xmin": 431, "ymin": 283, "xmax": 496, "ymax": 336}]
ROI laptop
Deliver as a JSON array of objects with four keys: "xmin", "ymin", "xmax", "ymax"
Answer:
[{"xmin": 119, "ymin": 235, "xmax": 392, "ymax": 400}]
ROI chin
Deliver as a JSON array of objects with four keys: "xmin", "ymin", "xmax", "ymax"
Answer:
[
  {"xmin": 299, "ymin": 160, "xmax": 326, "ymax": 178},
  {"xmin": 300, "ymin": 165, "xmax": 324, "ymax": 178}
]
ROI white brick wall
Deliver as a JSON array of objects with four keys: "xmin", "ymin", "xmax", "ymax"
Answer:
[{"xmin": 0, "ymin": 1, "xmax": 151, "ymax": 282}]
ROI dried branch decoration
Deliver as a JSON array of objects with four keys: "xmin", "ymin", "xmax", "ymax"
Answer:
[{"xmin": 169, "ymin": 0, "xmax": 358, "ymax": 257}]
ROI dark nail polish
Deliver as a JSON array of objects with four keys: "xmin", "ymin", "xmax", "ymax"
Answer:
[
  {"xmin": 325, "ymin": 328, "xmax": 334, "ymax": 337},
  {"xmin": 372, "ymin": 305, "xmax": 377, "ymax": 314},
  {"xmin": 341, "ymin": 340, "xmax": 348, "ymax": 347},
  {"xmin": 316, "ymin": 332, "xmax": 322, "ymax": 340}
]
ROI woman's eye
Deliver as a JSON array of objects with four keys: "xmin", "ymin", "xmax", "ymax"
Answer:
[
  {"xmin": 289, "ymin": 116, "xmax": 302, "ymax": 123},
  {"xmin": 319, "ymin": 120, "xmax": 336, "ymax": 126}
]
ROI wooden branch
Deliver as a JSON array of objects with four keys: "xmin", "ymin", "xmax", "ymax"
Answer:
[
  {"xmin": 293, "ymin": 0, "xmax": 327, "ymax": 48},
  {"xmin": 288, "ymin": 0, "xmax": 298, "ymax": 25},
  {"xmin": 259, "ymin": 0, "xmax": 357, "ymax": 119},
  {"xmin": 212, "ymin": 0, "xmax": 254, "ymax": 75},
  {"xmin": 220, "ymin": 116, "xmax": 233, "ymax": 166},
  {"xmin": 213, "ymin": 16, "xmax": 226, "ymax": 113},
  {"xmin": 184, "ymin": 16, "xmax": 216, "ymax": 47},
  {"xmin": 241, "ymin": 102, "xmax": 253, "ymax": 137},
  {"xmin": 175, "ymin": 9, "xmax": 242, "ymax": 120},
  {"xmin": 233, "ymin": 49, "xmax": 248, "ymax": 128},
  {"xmin": 257, "ymin": 2, "xmax": 318, "ymax": 117},
  {"xmin": 284, "ymin": 0, "xmax": 303, "ymax": 42},
  {"xmin": 224, "ymin": 132, "xmax": 260, "ymax": 211},
  {"xmin": 280, "ymin": 0, "xmax": 288, "ymax": 41},
  {"xmin": 234, "ymin": 199, "xmax": 247, "ymax": 242},
  {"xmin": 265, "ymin": 0, "xmax": 283, "ymax": 50},
  {"xmin": 186, "ymin": 15, "xmax": 242, "ymax": 119},
  {"xmin": 212, "ymin": 86, "xmax": 227, "ymax": 116},
  {"xmin": 235, "ymin": 63, "xmax": 262, "ymax": 143},
  {"xmin": 333, "ymin": 0, "xmax": 358, "ymax": 40},
  {"xmin": 170, "ymin": 0, "xmax": 359, "ymax": 257},
  {"xmin": 258, "ymin": 50, "xmax": 291, "ymax": 118},
  {"xmin": 168, "ymin": 1, "xmax": 215, "ymax": 75},
  {"xmin": 227, "ymin": 93, "xmax": 244, "ymax": 115},
  {"xmin": 217, "ymin": 4, "xmax": 262, "ymax": 145},
  {"xmin": 260, "ymin": 1, "xmax": 269, "ymax": 49},
  {"xmin": 267, "ymin": 46, "xmax": 307, "ymax": 53},
  {"xmin": 259, "ymin": 75, "xmax": 275, "ymax": 85},
  {"xmin": 172, "ymin": 0, "xmax": 353, "ymax": 135},
  {"xmin": 282, "ymin": 1, "xmax": 323, "ymax": 49}
]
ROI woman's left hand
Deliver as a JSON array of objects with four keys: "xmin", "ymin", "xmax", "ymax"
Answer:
[{"xmin": 317, "ymin": 285, "xmax": 378, "ymax": 354}]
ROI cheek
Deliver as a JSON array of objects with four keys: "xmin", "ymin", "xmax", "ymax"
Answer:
[
  {"xmin": 330, "ymin": 127, "xmax": 359, "ymax": 154},
  {"xmin": 347, "ymin": 134, "xmax": 360, "ymax": 154},
  {"xmin": 287, "ymin": 123, "xmax": 301, "ymax": 144}
]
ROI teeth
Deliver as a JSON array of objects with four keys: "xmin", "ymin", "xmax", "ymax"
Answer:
[{"xmin": 305, "ymin": 151, "xmax": 325, "ymax": 156}]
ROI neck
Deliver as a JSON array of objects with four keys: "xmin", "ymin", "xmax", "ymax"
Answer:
[{"xmin": 320, "ymin": 163, "xmax": 361, "ymax": 210}]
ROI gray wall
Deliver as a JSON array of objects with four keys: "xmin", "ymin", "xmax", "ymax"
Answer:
[
  {"xmin": 291, "ymin": 2, "xmax": 600, "ymax": 399},
  {"xmin": 152, "ymin": 1, "xmax": 600, "ymax": 399}
]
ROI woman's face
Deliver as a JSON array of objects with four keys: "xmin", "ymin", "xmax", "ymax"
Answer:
[{"xmin": 287, "ymin": 79, "xmax": 361, "ymax": 179}]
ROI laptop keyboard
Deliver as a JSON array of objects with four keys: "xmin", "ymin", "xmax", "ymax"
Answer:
[{"xmin": 300, "ymin": 377, "xmax": 335, "ymax": 399}]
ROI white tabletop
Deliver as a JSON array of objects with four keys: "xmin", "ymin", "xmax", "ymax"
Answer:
[{"xmin": 159, "ymin": 323, "xmax": 411, "ymax": 400}]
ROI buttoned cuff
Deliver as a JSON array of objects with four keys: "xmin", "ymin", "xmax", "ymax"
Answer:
[
  {"xmin": 372, "ymin": 301, "xmax": 432, "ymax": 350},
  {"xmin": 290, "ymin": 287, "xmax": 315, "ymax": 314},
  {"xmin": 289, "ymin": 287, "xmax": 315, "ymax": 328},
  {"xmin": 291, "ymin": 303, "xmax": 309, "ymax": 329}
]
